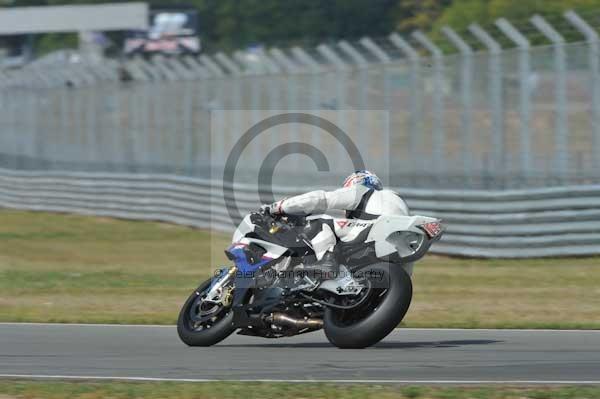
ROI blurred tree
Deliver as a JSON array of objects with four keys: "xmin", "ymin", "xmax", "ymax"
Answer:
[
  {"xmin": 35, "ymin": 32, "xmax": 78, "ymax": 54},
  {"xmin": 431, "ymin": 0, "xmax": 600, "ymax": 46},
  {"xmin": 206, "ymin": 0, "xmax": 400, "ymax": 50},
  {"xmin": 394, "ymin": 0, "xmax": 453, "ymax": 33},
  {"xmin": 6, "ymin": 0, "xmax": 600, "ymax": 56},
  {"xmin": 1, "ymin": 0, "xmax": 403, "ymax": 54}
]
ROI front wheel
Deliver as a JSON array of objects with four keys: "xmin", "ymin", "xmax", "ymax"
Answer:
[
  {"xmin": 323, "ymin": 263, "xmax": 412, "ymax": 349},
  {"xmin": 177, "ymin": 278, "xmax": 236, "ymax": 347}
]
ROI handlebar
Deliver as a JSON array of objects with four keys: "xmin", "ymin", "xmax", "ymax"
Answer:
[{"xmin": 253, "ymin": 210, "xmax": 305, "ymax": 230}]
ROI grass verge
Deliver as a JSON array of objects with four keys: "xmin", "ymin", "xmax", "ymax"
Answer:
[
  {"xmin": 1, "ymin": 210, "xmax": 600, "ymax": 328},
  {"xmin": 1, "ymin": 381, "xmax": 600, "ymax": 399}
]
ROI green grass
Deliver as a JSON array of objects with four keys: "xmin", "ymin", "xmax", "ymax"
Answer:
[
  {"xmin": 1, "ymin": 209, "xmax": 600, "ymax": 328},
  {"xmin": 1, "ymin": 381, "xmax": 600, "ymax": 399}
]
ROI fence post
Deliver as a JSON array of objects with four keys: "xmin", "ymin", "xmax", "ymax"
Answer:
[
  {"xmin": 215, "ymin": 52, "xmax": 242, "ymax": 75},
  {"xmin": 270, "ymin": 48, "xmax": 301, "ymax": 111},
  {"xmin": 442, "ymin": 26, "xmax": 474, "ymax": 185},
  {"xmin": 360, "ymin": 37, "xmax": 394, "ymax": 182},
  {"xmin": 152, "ymin": 55, "xmax": 179, "ymax": 81},
  {"xmin": 144, "ymin": 57, "xmax": 167, "ymax": 171},
  {"xmin": 360, "ymin": 37, "xmax": 391, "ymax": 63},
  {"xmin": 291, "ymin": 46, "xmax": 322, "ymax": 112},
  {"xmin": 270, "ymin": 47, "xmax": 302, "ymax": 171},
  {"xmin": 182, "ymin": 55, "xmax": 211, "ymax": 79},
  {"xmin": 316, "ymin": 43, "xmax": 348, "ymax": 111},
  {"xmin": 188, "ymin": 57, "xmax": 212, "ymax": 174},
  {"xmin": 389, "ymin": 33, "xmax": 422, "ymax": 179},
  {"xmin": 256, "ymin": 51, "xmax": 281, "ymax": 75},
  {"xmin": 219, "ymin": 51, "xmax": 246, "ymax": 154},
  {"xmin": 26, "ymin": 74, "xmax": 40, "ymax": 168},
  {"xmin": 0, "ymin": 83, "xmax": 6, "ymax": 165},
  {"xmin": 217, "ymin": 53, "xmax": 245, "ymax": 174},
  {"xmin": 360, "ymin": 37, "xmax": 392, "ymax": 114},
  {"xmin": 76, "ymin": 68, "xmax": 99, "ymax": 170},
  {"xmin": 158, "ymin": 56, "xmax": 184, "ymax": 171},
  {"xmin": 126, "ymin": 58, "xmax": 152, "ymax": 172},
  {"xmin": 234, "ymin": 50, "xmax": 265, "ymax": 164},
  {"xmin": 0, "ymin": 70, "xmax": 8, "ymax": 88},
  {"xmin": 468, "ymin": 23, "xmax": 504, "ymax": 185},
  {"xmin": 338, "ymin": 40, "xmax": 369, "ymax": 152},
  {"xmin": 531, "ymin": 14, "xmax": 568, "ymax": 183},
  {"xmin": 199, "ymin": 55, "xmax": 225, "ymax": 77},
  {"xmin": 338, "ymin": 40, "xmax": 369, "ymax": 66},
  {"xmin": 135, "ymin": 57, "xmax": 165, "ymax": 172},
  {"xmin": 252, "ymin": 51, "xmax": 282, "ymax": 110},
  {"xmin": 291, "ymin": 47, "xmax": 324, "ymax": 151},
  {"xmin": 220, "ymin": 51, "xmax": 246, "ymax": 169},
  {"xmin": 135, "ymin": 57, "xmax": 162, "ymax": 81},
  {"xmin": 201, "ymin": 55, "xmax": 228, "ymax": 172},
  {"xmin": 496, "ymin": 18, "xmax": 532, "ymax": 184},
  {"xmin": 166, "ymin": 58, "xmax": 196, "ymax": 173},
  {"xmin": 255, "ymin": 51, "xmax": 282, "ymax": 154},
  {"xmin": 123, "ymin": 58, "xmax": 150, "ymax": 81},
  {"xmin": 317, "ymin": 44, "xmax": 350, "ymax": 172},
  {"xmin": 120, "ymin": 62, "xmax": 138, "ymax": 173},
  {"xmin": 7, "ymin": 79, "xmax": 18, "ymax": 168},
  {"xmin": 97, "ymin": 59, "xmax": 120, "ymax": 82},
  {"xmin": 564, "ymin": 10, "xmax": 600, "ymax": 175},
  {"xmin": 166, "ymin": 57, "xmax": 195, "ymax": 80},
  {"xmin": 412, "ymin": 30, "xmax": 445, "ymax": 180}
]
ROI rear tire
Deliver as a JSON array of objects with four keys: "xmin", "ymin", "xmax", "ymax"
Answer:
[
  {"xmin": 177, "ymin": 278, "xmax": 236, "ymax": 347},
  {"xmin": 323, "ymin": 263, "xmax": 412, "ymax": 349}
]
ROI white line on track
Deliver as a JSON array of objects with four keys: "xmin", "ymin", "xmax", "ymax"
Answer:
[
  {"xmin": 1, "ymin": 374, "xmax": 599, "ymax": 384},
  {"xmin": 0, "ymin": 322, "xmax": 599, "ymax": 333}
]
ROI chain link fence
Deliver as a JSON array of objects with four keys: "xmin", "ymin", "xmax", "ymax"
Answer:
[{"xmin": 1, "ymin": 11, "xmax": 599, "ymax": 189}]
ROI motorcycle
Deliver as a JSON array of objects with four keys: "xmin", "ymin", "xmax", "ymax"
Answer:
[{"xmin": 177, "ymin": 210, "xmax": 443, "ymax": 349}]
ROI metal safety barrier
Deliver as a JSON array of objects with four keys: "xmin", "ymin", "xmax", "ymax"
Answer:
[{"xmin": 1, "ymin": 167, "xmax": 599, "ymax": 258}]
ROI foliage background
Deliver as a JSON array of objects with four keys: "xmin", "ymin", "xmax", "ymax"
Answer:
[{"xmin": 2, "ymin": 0, "xmax": 600, "ymax": 58}]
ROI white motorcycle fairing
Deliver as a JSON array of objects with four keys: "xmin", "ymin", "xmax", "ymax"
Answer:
[
  {"xmin": 366, "ymin": 214, "xmax": 442, "ymax": 259},
  {"xmin": 308, "ymin": 213, "xmax": 442, "ymax": 263}
]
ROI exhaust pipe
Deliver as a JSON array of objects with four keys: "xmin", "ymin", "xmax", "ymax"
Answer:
[{"xmin": 266, "ymin": 313, "xmax": 323, "ymax": 329}]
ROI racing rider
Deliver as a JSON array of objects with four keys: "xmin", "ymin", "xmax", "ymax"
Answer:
[{"xmin": 261, "ymin": 170, "xmax": 410, "ymax": 277}]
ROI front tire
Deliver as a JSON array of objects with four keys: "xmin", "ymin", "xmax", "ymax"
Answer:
[
  {"xmin": 177, "ymin": 278, "xmax": 236, "ymax": 347},
  {"xmin": 323, "ymin": 263, "xmax": 412, "ymax": 349}
]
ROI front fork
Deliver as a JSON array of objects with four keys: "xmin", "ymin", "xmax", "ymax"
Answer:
[{"xmin": 204, "ymin": 266, "xmax": 238, "ymax": 307}]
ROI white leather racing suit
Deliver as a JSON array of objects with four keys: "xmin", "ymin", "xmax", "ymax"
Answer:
[{"xmin": 272, "ymin": 185, "xmax": 410, "ymax": 261}]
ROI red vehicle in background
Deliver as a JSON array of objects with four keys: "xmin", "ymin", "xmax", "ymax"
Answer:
[{"xmin": 124, "ymin": 6, "xmax": 200, "ymax": 56}]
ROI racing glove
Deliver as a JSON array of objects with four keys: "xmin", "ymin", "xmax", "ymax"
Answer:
[{"xmin": 260, "ymin": 199, "xmax": 285, "ymax": 215}]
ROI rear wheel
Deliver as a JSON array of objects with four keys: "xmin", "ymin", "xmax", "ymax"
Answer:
[
  {"xmin": 323, "ymin": 263, "xmax": 412, "ymax": 349},
  {"xmin": 177, "ymin": 278, "xmax": 236, "ymax": 347}
]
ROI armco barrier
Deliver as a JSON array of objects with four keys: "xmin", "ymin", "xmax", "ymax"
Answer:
[{"xmin": 1, "ymin": 168, "xmax": 599, "ymax": 258}]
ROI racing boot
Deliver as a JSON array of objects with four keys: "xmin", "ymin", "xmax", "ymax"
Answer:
[{"xmin": 295, "ymin": 251, "xmax": 339, "ymax": 281}]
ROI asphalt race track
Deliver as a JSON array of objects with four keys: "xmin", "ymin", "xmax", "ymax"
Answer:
[{"xmin": 1, "ymin": 323, "xmax": 599, "ymax": 384}]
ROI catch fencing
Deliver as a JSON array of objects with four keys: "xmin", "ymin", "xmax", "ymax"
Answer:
[
  {"xmin": 1, "ymin": 167, "xmax": 599, "ymax": 258},
  {"xmin": 1, "ymin": 11, "xmax": 600, "ymax": 188}
]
